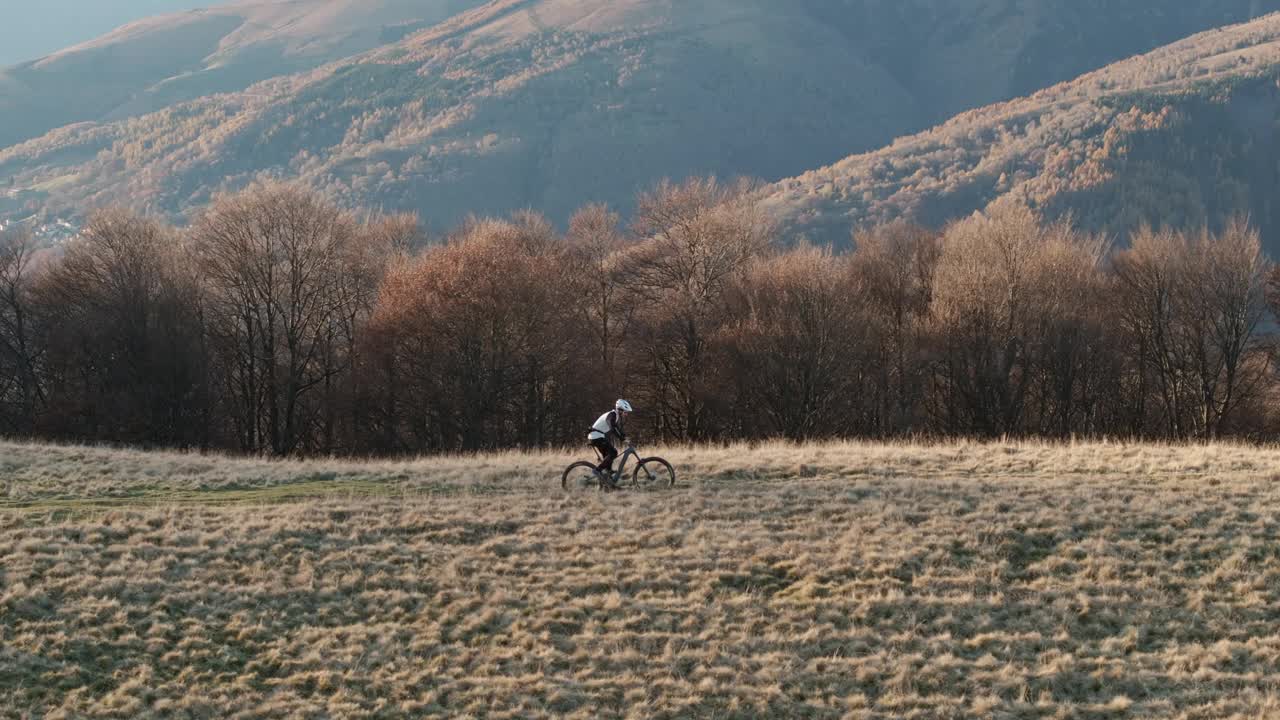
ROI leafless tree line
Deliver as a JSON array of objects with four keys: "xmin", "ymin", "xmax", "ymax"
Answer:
[{"xmin": 0, "ymin": 183, "xmax": 1275, "ymax": 455}]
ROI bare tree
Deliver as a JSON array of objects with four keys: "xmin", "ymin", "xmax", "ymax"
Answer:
[
  {"xmin": 34, "ymin": 209, "xmax": 205, "ymax": 444},
  {"xmin": 309, "ymin": 212, "xmax": 407, "ymax": 453},
  {"xmin": 1186, "ymin": 219, "xmax": 1269, "ymax": 437},
  {"xmin": 850, "ymin": 222, "xmax": 940, "ymax": 434},
  {"xmin": 194, "ymin": 184, "xmax": 358, "ymax": 455},
  {"xmin": 1113, "ymin": 225, "xmax": 1184, "ymax": 436},
  {"xmin": 929, "ymin": 202, "xmax": 1041, "ymax": 435},
  {"xmin": 0, "ymin": 227, "xmax": 44, "ymax": 432},
  {"xmin": 723, "ymin": 246, "xmax": 866, "ymax": 439},
  {"xmin": 566, "ymin": 204, "xmax": 635, "ymax": 392},
  {"xmin": 1115, "ymin": 219, "xmax": 1269, "ymax": 439},
  {"xmin": 629, "ymin": 177, "xmax": 774, "ymax": 440},
  {"xmin": 928, "ymin": 202, "xmax": 1110, "ymax": 437},
  {"xmin": 370, "ymin": 212, "xmax": 583, "ymax": 452}
]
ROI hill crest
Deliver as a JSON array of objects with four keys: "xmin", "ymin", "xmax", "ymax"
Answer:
[{"xmin": 761, "ymin": 11, "xmax": 1280, "ymax": 248}]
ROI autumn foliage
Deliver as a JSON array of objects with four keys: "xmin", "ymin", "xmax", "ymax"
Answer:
[{"xmin": 0, "ymin": 181, "xmax": 1275, "ymax": 455}]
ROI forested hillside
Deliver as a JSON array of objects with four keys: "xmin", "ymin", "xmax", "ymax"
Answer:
[
  {"xmin": 2, "ymin": 0, "xmax": 1276, "ymax": 231},
  {"xmin": 765, "ymin": 12, "xmax": 1280, "ymax": 251}
]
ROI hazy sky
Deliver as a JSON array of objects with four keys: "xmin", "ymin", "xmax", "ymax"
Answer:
[{"xmin": 0, "ymin": 1, "xmax": 214, "ymax": 66}]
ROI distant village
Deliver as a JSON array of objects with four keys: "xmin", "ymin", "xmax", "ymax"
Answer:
[
  {"xmin": 0, "ymin": 215, "xmax": 81, "ymax": 246},
  {"xmin": 1, "ymin": 188, "xmax": 81, "ymax": 245}
]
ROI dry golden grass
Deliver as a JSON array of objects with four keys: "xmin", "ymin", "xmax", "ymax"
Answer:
[{"xmin": 3, "ymin": 439, "xmax": 1280, "ymax": 718}]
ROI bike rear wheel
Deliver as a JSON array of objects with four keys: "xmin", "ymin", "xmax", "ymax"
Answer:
[
  {"xmin": 631, "ymin": 457, "xmax": 676, "ymax": 489},
  {"xmin": 562, "ymin": 461, "xmax": 603, "ymax": 491}
]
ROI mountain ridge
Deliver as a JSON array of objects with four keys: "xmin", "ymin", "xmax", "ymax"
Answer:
[
  {"xmin": 0, "ymin": 0, "xmax": 488, "ymax": 149},
  {"xmin": 760, "ymin": 12, "xmax": 1280, "ymax": 249},
  {"xmin": 0, "ymin": 1, "xmax": 212, "ymax": 66}
]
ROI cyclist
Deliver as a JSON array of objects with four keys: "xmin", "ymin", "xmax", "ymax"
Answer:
[{"xmin": 588, "ymin": 399, "xmax": 632, "ymax": 487}]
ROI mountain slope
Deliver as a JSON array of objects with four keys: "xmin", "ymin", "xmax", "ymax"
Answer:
[
  {"xmin": 761, "ymin": 12, "xmax": 1280, "ymax": 251},
  {"xmin": 0, "ymin": 0, "xmax": 487, "ymax": 148},
  {"xmin": 2, "ymin": 0, "xmax": 1279, "ymax": 229}
]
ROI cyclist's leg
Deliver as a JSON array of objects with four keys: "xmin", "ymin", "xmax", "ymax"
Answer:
[
  {"xmin": 592, "ymin": 438, "xmax": 617, "ymax": 475},
  {"xmin": 599, "ymin": 442, "xmax": 621, "ymax": 490}
]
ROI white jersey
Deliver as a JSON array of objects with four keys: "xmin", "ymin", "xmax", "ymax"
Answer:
[{"xmin": 588, "ymin": 411, "xmax": 619, "ymax": 441}]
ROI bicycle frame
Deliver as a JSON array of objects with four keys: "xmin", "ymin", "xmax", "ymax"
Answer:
[{"xmin": 597, "ymin": 445, "xmax": 639, "ymax": 484}]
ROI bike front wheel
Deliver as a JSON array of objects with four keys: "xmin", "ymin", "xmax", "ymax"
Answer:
[
  {"xmin": 631, "ymin": 457, "xmax": 676, "ymax": 489},
  {"xmin": 562, "ymin": 461, "xmax": 603, "ymax": 491}
]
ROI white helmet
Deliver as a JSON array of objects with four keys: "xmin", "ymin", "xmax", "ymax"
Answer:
[{"xmin": 616, "ymin": 399, "xmax": 633, "ymax": 413}]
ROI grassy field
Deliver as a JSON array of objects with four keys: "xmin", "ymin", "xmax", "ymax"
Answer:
[{"xmin": 2, "ymin": 439, "xmax": 1279, "ymax": 719}]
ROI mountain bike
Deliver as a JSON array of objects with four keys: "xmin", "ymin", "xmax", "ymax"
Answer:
[{"xmin": 562, "ymin": 444, "xmax": 676, "ymax": 491}]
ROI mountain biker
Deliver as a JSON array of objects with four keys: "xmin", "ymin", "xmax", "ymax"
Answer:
[{"xmin": 588, "ymin": 399, "xmax": 632, "ymax": 487}]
